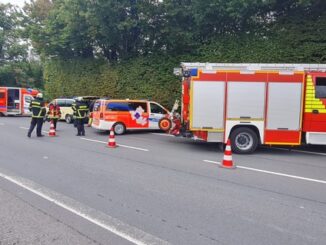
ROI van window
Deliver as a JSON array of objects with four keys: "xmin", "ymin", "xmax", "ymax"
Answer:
[
  {"xmin": 0, "ymin": 92, "xmax": 5, "ymax": 99},
  {"xmin": 56, "ymin": 100, "xmax": 66, "ymax": 107},
  {"xmin": 107, "ymin": 102, "xmax": 130, "ymax": 111},
  {"xmin": 65, "ymin": 100, "xmax": 74, "ymax": 107},
  {"xmin": 150, "ymin": 103, "xmax": 166, "ymax": 114},
  {"xmin": 25, "ymin": 95, "xmax": 33, "ymax": 103},
  {"xmin": 93, "ymin": 101, "xmax": 101, "ymax": 111},
  {"xmin": 106, "ymin": 102, "xmax": 148, "ymax": 112},
  {"xmin": 316, "ymin": 77, "xmax": 326, "ymax": 98},
  {"xmin": 129, "ymin": 102, "xmax": 147, "ymax": 112}
]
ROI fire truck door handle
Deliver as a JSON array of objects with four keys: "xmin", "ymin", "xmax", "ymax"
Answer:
[{"xmin": 312, "ymin": 110, "xmax": 319, "ymax": 114}]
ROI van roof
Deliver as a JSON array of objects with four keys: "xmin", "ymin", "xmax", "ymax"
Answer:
[{"xmin": 96, "ymin": 99, "xmax": 150, "ymax": 102}]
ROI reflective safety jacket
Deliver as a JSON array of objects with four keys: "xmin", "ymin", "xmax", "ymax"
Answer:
[
  {"xmin": 72, "ymin": 101, "xmax": 89, "ymax": 119},
  {"xmin": 47, "ymin": 105, "xmax": 61, "ymax": 119},
  {"xmin": 29, "ymin": 98, "xmax": 46, "ymax": 118}
]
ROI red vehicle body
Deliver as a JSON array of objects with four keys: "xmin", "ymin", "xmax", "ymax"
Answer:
[
  {"xmin": 0, "ymin": 87, "xmax": 39, "ymax": 116},
  {"xmin": 171, "ymin": 63, "xmax": 326, "ymax": 153}
]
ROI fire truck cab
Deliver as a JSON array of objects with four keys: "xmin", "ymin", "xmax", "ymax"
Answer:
[
  {"xmin": 0, "ymin": 87, "xmax": 39, "ymax": 116},
  {"xmin": 173, "ymin": 63, "xmax": 326, "ymax": 153}
]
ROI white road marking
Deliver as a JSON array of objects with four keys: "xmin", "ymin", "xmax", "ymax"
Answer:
[
  {"xmin": 151, "ymin": 133, "xmax": 174, "ymax": 137},
  {"xmin": 203, "ymin": 160, "xmax": 326, "ymax": 185},
  {"xmin": 0, "ymin": 168, "xmax": 169, "ymax": 245},
  {"xmin": 81, "ymin": 137, "xmax": 149, "ymax": 152},
  {"xmin": 263, "ymin": 146, "xmax": 326, "ymax": 156}
]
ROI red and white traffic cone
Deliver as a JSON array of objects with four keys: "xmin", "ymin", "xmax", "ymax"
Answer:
[
  {"xmin": 107, "ymin": 128, "xmax": 117, "ymax": 148},
  {"xmin": 49, "ymin": 120, "xmax": 56, "ymax": 137},
  {"xmin": 220, "ymin": 139, "xmax": 236, "ymax": 169}
]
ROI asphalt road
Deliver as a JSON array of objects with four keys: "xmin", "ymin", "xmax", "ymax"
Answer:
[{"xmin": 0, "ymin": 116, "xmax": 325, "ymax": 245}]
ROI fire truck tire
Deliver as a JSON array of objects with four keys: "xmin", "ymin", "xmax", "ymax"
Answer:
[
  {"xmin": 65, "ymin": 114, "xmax": 73, "ymax": 124},
  {"xmin": 159, "ymin": 118, "xmax": 172, "ymax": 131},
  {"xmin": 230, "ymin": 127, "xmax": 258, "ymax": 154},
  {"xmin": 113, "ymin": 122, "xmax": 126, "ymax": 135}
]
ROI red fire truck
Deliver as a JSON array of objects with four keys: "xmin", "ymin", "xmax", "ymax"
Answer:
[
  {"xmin": 0, "ymin": 87, "xmax": 39, "ymax": 116},
  {"xmin": 166, "ymin": 63, "xmax": 326, "ymax": 153}
]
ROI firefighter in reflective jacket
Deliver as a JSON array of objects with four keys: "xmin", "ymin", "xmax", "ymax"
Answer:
[
  {"xmin": 72, "ymin": 97, "xmax": 89, "ymax": 136},
  {"xmin": 27, "ymin": 93, "xmax": 46, "ymax": 137},
  {"xmin": 47, "ymin": 102, "xmax": 61, "ymax": 130}
]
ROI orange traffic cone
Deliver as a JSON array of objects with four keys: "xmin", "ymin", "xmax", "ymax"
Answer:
[
  {"xmin": 49, "ymin": 120, "xmax": 56, "ymax": 137},
  {"xmin": 220, "ymin": 139, "xmax": 236, "ymax": 169},
  {"xmin": 107, "ymin": 128, "xmax": 117, "ymax": 148}
]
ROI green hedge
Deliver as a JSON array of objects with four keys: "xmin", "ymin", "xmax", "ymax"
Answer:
[{"xmin": 44, "ymin": 56, "xmax": 181, "ymax": 109}]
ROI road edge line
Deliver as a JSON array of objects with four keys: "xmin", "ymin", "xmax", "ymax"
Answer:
[{"xmin": 0, "ymin": 168, "xmax": 169, "ymax": 245}]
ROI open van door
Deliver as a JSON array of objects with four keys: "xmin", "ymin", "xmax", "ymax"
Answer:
[{"xmin": 7, "ymin": 88, "xmax": 21, "ymax": 115}]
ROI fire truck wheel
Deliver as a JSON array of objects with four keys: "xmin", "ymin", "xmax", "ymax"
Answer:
[
  {"xmin": 113, "ymin": 122, "xmax": 126, "ymax": 135},
  {"xmin": 230, "ymin": 127, "xmax": 258, "ymax": 154},
  {"xmin": 159, "ymin": 118, "xmax": 172, "ymax": 131}
]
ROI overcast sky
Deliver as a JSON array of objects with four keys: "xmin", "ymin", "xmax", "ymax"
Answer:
[{"xmin": 0, "ymin": 0, "xmax": 30, "ymax": 7}]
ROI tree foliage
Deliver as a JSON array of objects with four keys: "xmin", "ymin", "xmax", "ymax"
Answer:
[
  {"xmin": 0, "ymin": 3, "xmax": 27, "ymax": 64},
  {"xmin": 0, "ymin": 3, "xmax": 43, "ymax": 88}
]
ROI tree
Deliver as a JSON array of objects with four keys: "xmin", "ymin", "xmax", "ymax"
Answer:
[
  {"xmin": 0, "ymin": 3, "xmax": 28, "ymax": 64},
  {"xmin": 0, "ymin": 3, "xmax": 44, "ymax": 88}
]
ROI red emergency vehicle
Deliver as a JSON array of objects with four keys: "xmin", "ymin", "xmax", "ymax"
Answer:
[
  {"xmin": 166, "ymin": 63, "xmax": 326, "ymax": 153},
  {"xmin": 0, "ymin": 87, "xmax": 39, "ymax": 116},
  {"xmin": 91, "ymin": 99, "xmax": 169, "ymax": 135}
]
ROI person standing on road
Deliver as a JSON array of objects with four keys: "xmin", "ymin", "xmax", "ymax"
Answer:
[
  {"xmin": 72, "ymin": 97, "xmax": 89, "ymax": 136},
  {"xmin": 47, "ymin": 102, "xmax": 61, "ymax": 130},
  {"xmin": 27, "ymin": 93, "xmax": 46, "ymax": 137}
]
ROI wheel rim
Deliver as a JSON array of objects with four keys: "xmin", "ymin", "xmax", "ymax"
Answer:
[
  {"xmin": 160, "ymin": 119, "xmax": 171, "ymax": 130},
  {"xmin": 114, "ymin": 124, "xmax": 124, "ymax": 134},
  {"xmin": 235, "ymin": 132, "xmax": 253, "ymax": 151}
]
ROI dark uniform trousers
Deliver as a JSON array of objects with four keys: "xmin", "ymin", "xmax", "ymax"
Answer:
[
  {"xmin": 76, "ymin": 118, "xmax": 85, "ymax": 136},
  {"xmin": 28, "ymin": 117, "xmax": 44, "ymax": 137},
  {"xmin": 72, "ymin": 102, "xmax": 88, "ymax": 136}
]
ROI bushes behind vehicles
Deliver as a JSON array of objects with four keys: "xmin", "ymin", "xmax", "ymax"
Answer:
[{"xmin": 44, "ymin": 56, "xmax": 181, "ymax": 109}]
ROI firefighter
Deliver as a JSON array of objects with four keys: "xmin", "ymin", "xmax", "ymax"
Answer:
[
  {"xmin": 47, "ymin": 102, "xmax": 61, "ymax": 130},
  {"xmin": 72, "ymin": 97, "xmax": 89, "ymax": 136},
  {"xmin": 27, "ymin": 93, "xmax": 46, "ymax": 137}
]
